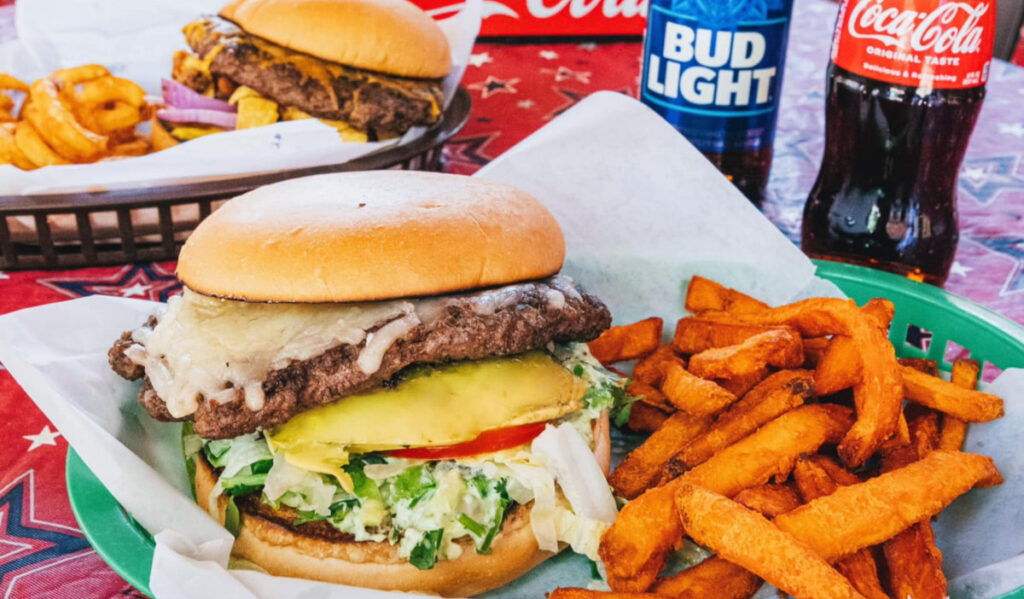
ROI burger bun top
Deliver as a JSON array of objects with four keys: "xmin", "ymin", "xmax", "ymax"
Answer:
[
  {"xmin": 219, "ymin": 0, "xmax": 452, "ymax": 78},
  {"xmin": 177, "ymin": 171, "xmax": 566, "ymax": 303}
]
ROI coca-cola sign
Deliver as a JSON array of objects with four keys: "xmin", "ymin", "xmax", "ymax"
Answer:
[
  {"xmin": 414, "ymin": 0, "xmax": 647, "ymax": 36},
  {"xmin": 847, "ymin": 1, "xmax": 987, "ymax": 54},
  {"xmin": 832, "ymin": 0, "xmax": 994, "ymax": 89}
]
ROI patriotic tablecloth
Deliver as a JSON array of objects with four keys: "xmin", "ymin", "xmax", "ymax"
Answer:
[{"xmin": 1, "ymin": 0, "xmax": 1023, "ymax": 597}]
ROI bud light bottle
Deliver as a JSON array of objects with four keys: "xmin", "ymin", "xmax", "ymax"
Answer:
[
  {"xmin": 802, "ymin": 0, "xmax": 994, "ymax": 286},
  {"xmin": 640, "ymin": 0, "xmax": 796, "ymax": 205}
]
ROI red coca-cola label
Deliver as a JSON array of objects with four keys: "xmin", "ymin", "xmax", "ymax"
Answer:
[
  {"xmin": 414, "ymin": 0, "xmax": 647, "ymax": 37},
  {"xmin": 831, "ymin": 0, "xmax": 994, "ymax": 89}
]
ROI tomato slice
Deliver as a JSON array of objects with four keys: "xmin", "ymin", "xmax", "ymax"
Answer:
[{"xmin": 388, "ymin": 422, "xmax": 548, "ymax": 460}]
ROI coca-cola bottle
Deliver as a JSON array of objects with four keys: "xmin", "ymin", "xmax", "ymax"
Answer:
[
  {"xmin": 639, "ymin": 0, "xmax": 796, "ymax": 205},
  {"xmin": 802, "ymin": 0, "xmax": 995, "ymax": 286}
]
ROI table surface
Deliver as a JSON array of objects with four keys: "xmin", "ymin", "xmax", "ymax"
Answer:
[{"xmin": 1, "ymin": 0, "xmax": 1023, "ymax": 597}]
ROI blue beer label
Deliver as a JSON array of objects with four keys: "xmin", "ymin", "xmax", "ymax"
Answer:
[{"xmin": 641, "ymin": 0, "xmax": 795, "ymax": 153}]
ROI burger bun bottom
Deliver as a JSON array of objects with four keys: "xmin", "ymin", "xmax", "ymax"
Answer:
[{"xmin": 193, "ymin": 455, "xmax": 557, "ymax": 596}]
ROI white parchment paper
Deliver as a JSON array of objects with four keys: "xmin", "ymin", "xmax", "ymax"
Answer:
[
  {"xmin": 0, "ymin": 92, "xmax": 1021, "ymax": 598},
  {"xmin": 0, "ymin": 0, "xmax": 480, "ymax": 195}
]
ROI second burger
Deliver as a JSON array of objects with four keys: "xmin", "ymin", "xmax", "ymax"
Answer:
[{"xmin": 155, "ymin": 0, "xmax": 451, "ymax": 147}]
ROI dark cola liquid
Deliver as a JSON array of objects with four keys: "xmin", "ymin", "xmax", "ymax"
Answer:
[
  {"xmin": 802, "ymin": 64, "xmax": 985, "ymax": 286},
  {"xmin": 704, "ymin": 146, "xmax": 773, "ymax": 206}
]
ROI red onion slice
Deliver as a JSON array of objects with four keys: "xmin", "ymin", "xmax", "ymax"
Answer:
[
  {"xmin": 156, "ymin": 108, "xmax": 237, "ymax": 130},
  {"xmin": 161, "ymin": 79, "xmax": 235, "ymax": 113}
]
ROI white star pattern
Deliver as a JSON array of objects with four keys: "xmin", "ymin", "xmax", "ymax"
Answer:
[
  {"xmin": 0, "ymin": 271, "xmax": 8, "ymax": 279},
  {"xmin": 468, "ymin": 52, "xmax": 493, "ymax": 68},
  {"xmin": 23, "ymin": 426, "xmax": 61, "ymax": 452},
  {"xmin": 998, "ymin": 123, "xmax": 1024, "ymax": 138},
  {"xmin": 950, "ymin": 261, "xmax": 973, "ymax": 277},
  {"xmin": 962, "ymin": 166, "xmax": 987, "ymax": 185},
  {"xmin": 554, "ymin": 66, "xmax": 591, "ymax": 84},
  {"xmin": 539, "ymin": 50, "xmax": 559, "ymax": 60},
  {"xmin": 119, "ymin": 282, "xmax": 152, "ymax": 297},
  {"xmin": 517, "ymin": 99, "xmax": 535, "ymax": 109},
  {"xmin": 578, "ymin": 43, "xmax": 597, "ymax": 51}
]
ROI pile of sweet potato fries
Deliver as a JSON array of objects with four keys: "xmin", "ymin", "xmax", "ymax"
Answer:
[{"xmin": 553, "ymin": 276, "xmax": 1005, "ymax": 599}]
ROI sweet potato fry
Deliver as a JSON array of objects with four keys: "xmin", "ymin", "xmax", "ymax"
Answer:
[
  {"xmin": 939, "ymin": 359, "xmax": 979, "ymax": 451},
  {"xmin": 651, "ymin": 557, "xmax": 761, "ymax": 599},
  {"xmin": 860, "ymin": 297, "xmax": 895, "ymax": 330},
  {"xmin": 734, "ymin": 483, "xmax": 802, "ymax": 518},
  {"xmin": 797, "ymin": 454, "xmax": 862, "ymax": 487},
  {"xmin": 628, "ymin": 381, "xmax": 673, "ymax": 412},
  {"xmin": 803, "ymin": 336, "xmax": 830, "ymax": 367},
  {"xmin": 793, "ymin": 456, "xmax": 845, "ymax": 501},
  {"xmin": 791, "ymin": 458, "xmax": 888, "ymax": 599},
  {"xmin": 653, "ymin": 479, "xmax": 809, "ymax": 599},
  {"xmin": 716, "ymin": 367, "xmax": 769, "ymax": 397},
  {"xmin": 901, "ymin": 365, "xmax": 1004, "ymax": 422},
  {"xmin": 688, "ymin": 329, "xmax": 804, "ymax": 379},
  {"xmin": 883, "ymin": 518, "xmax": 947, "ymax": 599},
  {"xmin": 685, "ymin": 276, "xmax": 769, "ymax": 314},
  {"xmin": 588, "ymin": 317, "xmax": 664, "ymax": 364},
  {"xmin": 547, "ymin": 590, "xmax": 655, "ymax": 599},
  {"xmin": 814, "ymin": 335, "xmax": 860, "ymax": 395},
  {"xmin": 834, "ymin": 552, "xmax": 889, "ymax": 599},
  {"xmin": 672, "ymin": 316, "xmax": 791, "ymax": 354},
  {"xmin": 600, "ymin": 404, "xmax": 854, "ymax": 592},
  {"xmin": 877, "ymin": 408, "xmax": 912, "ymax": 455},
  {"xmin": 815, "ymin": 301, "xmax": 896, "ymax": 395},
  {"xmin": 899, "ymin": 357, "xmax": 940, "ymax": 376},
  {"xmin": 877, "ymin": 405, "xmax": 947, "ymax": 599},
  {"xmin": 950, "ymin": 357, "xmax": 981, "ymax": 387},
  {"xmin": 676, "ymin": 370, "xmax": 813, "ymax": 469},
  {"xmin": 774, "ymin": 450, "xmax": 1002, "ymax": 562},
  {"xmin": 676, "ymin": 483, "xmax": 867, "ymax": 599},
  {"xmin": 626, "ymin": 400, "xmax": 670, "ymax": 433},
  {"xmin": 633, "ymin": 345, "xmax": 683, "ymax": 385},
  {"xmin": 659, "ymin": 361, "xmax": 737, "ymax": 416},
  {"xmin": 813, "ymin": 298, "xmax": 895, "ymax": 395},
  {"xmin": 610, "ymin": 411, "xmax": 712, "ymax": 500},
  {"xmin": 880, "ymin": 404, "xmax": 940, "ymax": 471},
  {"xmin": 722, "ymin": 297, "xmax": 902, "ymax": 467}
]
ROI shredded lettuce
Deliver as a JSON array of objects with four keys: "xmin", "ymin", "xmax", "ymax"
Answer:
[
  {"xmin": 224, "ymin": 495, "xmax": 241, "ymax": 537},
  {"xmin": 263, "ymin": 453, "xmax": 336, "ymax": 517},
  {"xmin": 389, "ymin": 465, "xmax": 435, "ymax": 503},
  {"xmin": 553, "ymin": 342, "xmax": 635, "ymax": 426},
  {"xmin": 409, "ymin": 529, "xmax": 444, "ymax": 570}
]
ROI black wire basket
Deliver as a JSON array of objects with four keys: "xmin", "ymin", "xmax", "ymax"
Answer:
[{"xmin": 0, "ymin": 87, "xmax": 471, "ymax": 270}]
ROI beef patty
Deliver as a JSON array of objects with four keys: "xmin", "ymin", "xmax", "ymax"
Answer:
[
  {"xmin": 110, "ymin": 276, "xmax": 611, "ymax": 440},
  {"xmin": 183, "ymin": 16, "xmax": 445, "ymax": 137}
]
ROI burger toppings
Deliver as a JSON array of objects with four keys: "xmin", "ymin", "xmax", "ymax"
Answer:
[
  {"xmin": 264, "ymin": 352, "xmax": 586, "ymax": 491},
  {"xmin": 109, "ymin": 275, "xmax": 611, "ymax": 439},
  {"xmin": 185, "ymin": 344, "xmax": 626, "ymax": 569},
  {"xmin": 176, "ymin": 16, "xmax": 444, "ymax": 139}
]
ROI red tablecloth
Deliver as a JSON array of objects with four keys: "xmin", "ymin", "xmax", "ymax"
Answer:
[{"xmin": 2, "ymin": 2, "xmax": 1024, "ymax": 597}]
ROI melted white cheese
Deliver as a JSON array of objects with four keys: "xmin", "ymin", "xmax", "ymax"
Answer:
[
  {"xmin": 131, "ymin": 276, "xmax": 579, "ymax": 419},
  {"xmin": 139, "ymin": 289, "xmax": 412, "ymax": 418}
]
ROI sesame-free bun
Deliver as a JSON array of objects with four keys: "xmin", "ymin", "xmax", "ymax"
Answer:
[
  {"xmin": 219, "ymin": 0, "xmax": 451, "ymax": 78},
  {"xmin": 177, "ymin": 171, "xmax": 566, "ymax": 303},
  {"xmin": 193, "ymin": 455, "xmax": 555, "ymax": 596}
]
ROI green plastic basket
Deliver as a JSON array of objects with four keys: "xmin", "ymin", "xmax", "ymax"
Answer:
[{"xmin": 66, "ymin": 260, "xmax": 1024, "ymax": 599}]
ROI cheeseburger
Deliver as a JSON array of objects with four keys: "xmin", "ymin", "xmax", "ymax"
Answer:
[
  {"xmin": 108, "ymin": 172, "xmax": 630, "ymax": 596},
  {"xmin": 154, "ymin": 0, "xmax": 450, "ymax": 147}
]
